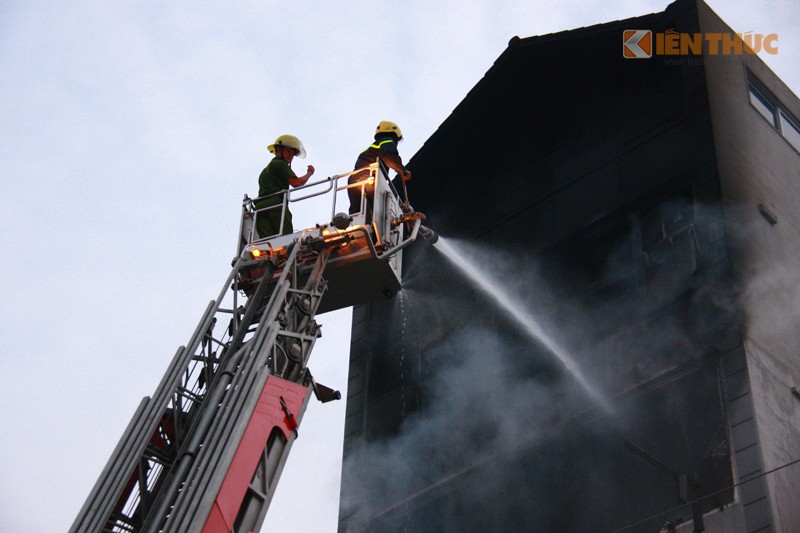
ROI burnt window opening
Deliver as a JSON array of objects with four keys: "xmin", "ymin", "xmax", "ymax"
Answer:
[
  {"xmin": 547, "ymin": 197, "xmax": 699, "ymax": 303},
  {"xmin": 639, "ymin": 200, "xmax": 699, "ymax": 296},
  {"xmin": 547, "ymin": 219, "xmax": 640, "ymax": 300},
  {"xmin": 616, "ymin": 356, "xmax": 735, "ymax": 530}
]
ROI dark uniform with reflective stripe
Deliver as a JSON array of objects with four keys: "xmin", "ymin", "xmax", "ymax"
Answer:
[{"xmin": 349, "ymin": 133, "xmax": 405, "ymax": 215}]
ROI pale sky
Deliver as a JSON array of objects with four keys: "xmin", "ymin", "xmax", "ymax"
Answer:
[{"xmin": 1, "ymin": 2, "xmax": 797, "ymax": 532}]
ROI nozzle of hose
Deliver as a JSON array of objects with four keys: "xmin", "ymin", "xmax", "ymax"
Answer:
[
  {"xmin": 419, "ymin": 225, "xmax": 439, "ymax": 245},
  {"xmin": 391, "ymin": 212, "xmax": 426, "ymax": 228}
]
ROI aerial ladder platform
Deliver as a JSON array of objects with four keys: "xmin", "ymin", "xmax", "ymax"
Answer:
[{"xmin": 71, "ymin": 163, "xmax": 436, "ymax": 533}]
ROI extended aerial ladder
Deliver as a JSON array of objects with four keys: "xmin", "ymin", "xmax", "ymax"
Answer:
[{"xmin": 71, "ymin": 163, "xmax": 436, "ymax": 533}]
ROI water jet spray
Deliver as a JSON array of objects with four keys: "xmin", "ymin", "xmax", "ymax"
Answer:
[{"xmin": 432, "ymin": 236, "xmax": 613, "ymax": 413}]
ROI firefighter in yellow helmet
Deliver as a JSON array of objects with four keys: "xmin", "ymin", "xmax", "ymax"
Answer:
[
  {"xmin": 349, "ymin": 121, "xmax": 412, "ymax": 217},
  {"xmin": 255, "ymin": 135, "xmax": 315, "ymax": 238}
]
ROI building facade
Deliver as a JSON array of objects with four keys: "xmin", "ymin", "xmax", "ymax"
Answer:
[{"xmin": 339, "ymin": 1, "xmax": 800, "ymax": 531}]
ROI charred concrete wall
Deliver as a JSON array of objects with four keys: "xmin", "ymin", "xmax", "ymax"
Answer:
[
  {"xmin": 700, "ymin": 1, "xmax": 800, "ymax": 530},
  {"xmin": 338, "ymin": 1, "xmax": 798, "ymax": 531}
]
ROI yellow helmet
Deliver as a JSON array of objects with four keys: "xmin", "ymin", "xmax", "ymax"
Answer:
[
  {"xmin": 268, "ymin": 134, "xmax": 306, "ymax": 158},
  {"xmin": 375, "ymin": 121, "xmax": 403, "ymax": 140}
]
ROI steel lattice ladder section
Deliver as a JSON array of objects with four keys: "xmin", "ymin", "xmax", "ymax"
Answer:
[{"xmin": 71, "ymin": 242, "xmax": 335, "ymax": 533}]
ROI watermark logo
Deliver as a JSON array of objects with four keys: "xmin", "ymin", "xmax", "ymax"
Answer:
[
  {"xmin": 623, "ymin": 30, "xmax": 653, "ymax": 58},
  {"xmin": 623, "ymin": 29, "xmax": 778, "ymax": 58}
]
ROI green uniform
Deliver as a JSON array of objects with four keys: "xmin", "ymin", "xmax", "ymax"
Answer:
[{"xmin": 255, "ymin": 157, "xmax": 297, "ymax": 238}]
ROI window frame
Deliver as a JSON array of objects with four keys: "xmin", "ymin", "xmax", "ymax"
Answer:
[
  {"xmin": 747, "ymin": 71, "xmax": 800, "ymax": 154},
  {"xmin": 748, "ymin": 84, "xmax": 777, "ymax": 125},
  {"xmin": 778, "ymin": 110, "xmax": 800, "ymax": 153}
]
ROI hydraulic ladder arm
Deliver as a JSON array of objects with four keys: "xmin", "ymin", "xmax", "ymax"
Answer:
[
  {"xmin": 71, "ymin": 242, "xmax": 332, "ymax": 533},
  {"xmin": 71, "ymin": 163, "xmax": 437, "ymax": 533}
]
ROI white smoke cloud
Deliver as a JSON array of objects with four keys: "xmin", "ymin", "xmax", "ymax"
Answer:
[{"xmin": 340, "ymin": 199, "xmax": 743, "ymax": 531}]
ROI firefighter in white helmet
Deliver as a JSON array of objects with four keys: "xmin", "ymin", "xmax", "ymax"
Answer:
[
  {"xmin": 255, "ymin": 134, "xmax": 315, "ymax": 238},
  {"xmin": 349, "ymin": 121, "xmax": 412, "ymax": 218}
]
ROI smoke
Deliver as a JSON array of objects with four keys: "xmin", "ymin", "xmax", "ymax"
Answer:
[
  {"xmin": 340, "ymin": 326, "xmax": 585, "ymax": 530},
  {"xmin": 722, "ymin": 201, "xmax": 800, "ymax": 355},
  {"xmin": 340, "ymin": 198, "xmax": 744, "ymax": 531}
]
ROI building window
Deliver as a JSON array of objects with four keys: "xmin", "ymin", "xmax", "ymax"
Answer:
[
  {"xmin": 748, "ymin": 72, "xmax": 800, "ymax": 153},
  {"xmin": 779, "ymin": 110, "xmax": 800, "ymax": 152},
  {"xmin": 749, "ymin": 85, "xmax": 776, "ymax": 124}
]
